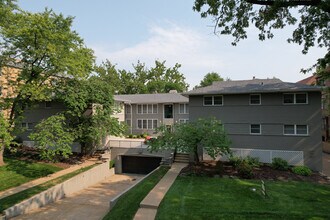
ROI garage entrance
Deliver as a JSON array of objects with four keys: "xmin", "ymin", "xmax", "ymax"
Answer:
[{"xmin": 122, "ymin": 155, "xmax": 162, "ymax": 174}]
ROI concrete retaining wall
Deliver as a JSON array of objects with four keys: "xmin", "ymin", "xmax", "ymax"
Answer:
[{"xmin": 4, "ymin": 161, "xmax": 114, "ymax": 219}]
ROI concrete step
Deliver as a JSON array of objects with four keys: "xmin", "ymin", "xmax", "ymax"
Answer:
[{"xmin": 174, "ymin": 159, "xmax": 189, "ymax": 163}]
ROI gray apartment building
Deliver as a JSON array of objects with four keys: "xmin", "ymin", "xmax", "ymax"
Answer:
[
  {"xmin": 184, "ymin": 78, "xmax": 323, "ymax": 171},
  {"xmin": 114, "ymin": 91, "xmax": 189, "ymax": 135}
]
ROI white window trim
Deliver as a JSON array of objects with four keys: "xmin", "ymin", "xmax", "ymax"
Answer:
[
  {"xmin": 249, "ymin": 94, "xmax": 261, "ymax": 105},
  {"xmin": 283, "ymin": 124, "xmax": 309, "ymax": 136},
  {"xmin": 137, "ymin": 119, "xmax": 158, "ymax": 130},
  {"xmin": 179, "ymin": 103, "xmax": 189, "ymax": 114},
  {"xmin": 203, "ymin": 95, "xmax": 223, "ymax": 106},
  {"xmin": 283, "ymin": 93, "xmax": 308, "ymax": 105},
  {"xmin": 136, "ymin": 104, "xmax": 158, "ymax": 114},
  {"xmin": 21, "ymin": 122, "xmax": 33, "ymax": 131},
  {"xmin": 250, "ymin": 124, "xmax": 261, "ymax": 135}
]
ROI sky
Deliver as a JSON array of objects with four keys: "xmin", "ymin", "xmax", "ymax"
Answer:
[{"xmin": 18, "ymin": 0, "xmax": 326, "ymax": 88}]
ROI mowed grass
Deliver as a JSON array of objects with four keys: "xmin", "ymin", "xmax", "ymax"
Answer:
[
  {"xmin": 0, "ymin": 158, "xmax": 63, "ymax": 192},
  {"xmin": 0, "ymin": 164, "xmax": 96, "ymax": 212},
  {"xmin": 156, "ymin": 176, "xmax": 330, "ymax": 220},
  {"xmin": 103, "ymin": 166, "xmax": 169, "ymax": 220}
]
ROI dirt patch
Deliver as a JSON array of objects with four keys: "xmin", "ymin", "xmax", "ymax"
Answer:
[{"xmin": 180, "ymin": 160, "xmax": 330, "ymax": 184}]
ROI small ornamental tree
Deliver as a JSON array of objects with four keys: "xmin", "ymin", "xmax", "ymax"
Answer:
[
  {"xmin": 148, "ymin": 118, "xmax": 231, "ymax": 163},
  {"xmin": 29, "ymin": 114, "xmax": 74, "ymax": 161}
]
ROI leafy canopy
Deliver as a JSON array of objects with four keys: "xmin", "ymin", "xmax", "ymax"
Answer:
[
  {"xmin": 148, "ymin": 118, "xmax": 231, "ymax": 163},
  {"xmin": 193, "ymin": 0, "xmax": 330, "ymax": 74},
  {"xmin": 95, "ymin": 60, "xmax": 189, "ymax": 94},
  {"xmin": 195, "ymin": 72, "xmax": 224, "ymax": 89},
  {"xmin": 29, "ymin": 114, "xmax": 74, "ymax": 161}
]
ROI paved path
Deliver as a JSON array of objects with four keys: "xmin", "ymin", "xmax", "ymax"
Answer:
[
  {"xmin": 0, "ymin": 160, "xmax": 96, "ymax": 200},
  {"xmin": 134, "ymin": 163, "xmax": 187, "ymax": 220},
  {"xmin": 12, "ymin": 174, "xmax": 143, "ymax": 220}
]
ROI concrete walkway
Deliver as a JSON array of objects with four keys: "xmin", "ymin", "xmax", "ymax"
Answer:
[
  {"xmin": 12, "ymin": 174, "xmax": 143, "ymax": 220},
  {"xmin": 0, "ymin": 160, "xmax": 96, "ymax": 200},
  {"xmin": 134, "ymin": 163, "xmax": 187, "ymax": 220},
  {"xmin": 323, "ymin": 152, "xmax": 330, "ymax": 177}
]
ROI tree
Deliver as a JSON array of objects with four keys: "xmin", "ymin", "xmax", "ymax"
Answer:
[
  {"xmin": 0, "ymin": 6, "xmax": 94, "ymax": 164},
  {"xmin": 29, "ymin": 114, "xmax": 74, "ymax": 161},
  {"xmin": 55, "ymin": 75, "xmax": 127, "ymax": 155},
  {"xmin": 148, "ymin": 118, "xmax": 231, "ymax": 163},
  {"xmin": 193, "ymin": 0, "xmax": 330, "ymax": 75},
  {"xmin": 95, "ymin": 60, "xmax": 189, "ymax": 94},
  {"xmin": 0, "ymin": 113, "xmax": 12, "ymax": 165},
  {"xmin": 195, "ymin": 72, "xmax": 224, "ymax": 89}
]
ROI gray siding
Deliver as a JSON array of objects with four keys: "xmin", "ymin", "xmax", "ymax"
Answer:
[
  {"xmin": 125, "ymin": 103, "xmax": 189, "ymax": 135},
  {"xmin": 189, "ymin": 92, "xmax": 322, "ymax": 171},
  {"xmin": 19, "ymin": 101, "xmax": 67, "ymax": 140}
]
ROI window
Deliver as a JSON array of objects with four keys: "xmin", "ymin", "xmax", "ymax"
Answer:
[
  {"xmin": 137, "ymin": 104, "xmax": 158, "ymax": 114},
  {"xmin": 250, "ymin": 94, "xmax": 261, "ymax": 105},
  {"xmin": 179, "ymin": 119, "xmax": 189, "ymax": 123},
  {"xmin": 204, "ymin": 96, "xmax": 223, "ymax": 106},
  {"xmin": 283, "ymin": 93, "xmax": 307, "ymax": 104},
  {"xmin": 126, "ymin": 119, "xmax": 131, "ymax": 126},
  {"xmin": 250, "ymin": 124, "xmax": 261, "ymax": 134},
  {"xmin": 164, "ymin": 104, "xmax": 173, "ymax": 118},
  {"xmin": 284, "ymin": 125, "xmax": 308, "ymax": 135},
  {"xmin": 125, "ymin": 105, "xmax": 131, "ymax": 114},
  {"xmin": 153, "ymin": 104, "xmax": 158, "ymax": 114},
  {"xmin": 21, "ymin": 122, "xmax": 33, "ymax": 131},
  {"xmin": 137, "ymin": 119, "xmax": 158, "ymax": 130},
  {"xmin": 137, "ymin": 105, "xmax": 142, "ymax": 114},
  {"xmin": 45, "ymin": 102, "xmax": 52, "ymax": 108},
  {"xmin": 179, "ymin": 103, "xmax": 189, "ymax": 114}
]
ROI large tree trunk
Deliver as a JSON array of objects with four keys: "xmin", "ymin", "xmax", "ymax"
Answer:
[{"xmin": 0, "ymin": 147, "xmax": 5, "ymax": 166}]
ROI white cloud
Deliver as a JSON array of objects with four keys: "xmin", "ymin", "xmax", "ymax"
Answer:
[{"xmin": 91, "ymin": 22, "xmax": 327, "ymax": 88}]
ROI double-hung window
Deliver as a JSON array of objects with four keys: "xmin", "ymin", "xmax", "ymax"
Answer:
[
  {"xmin": 179, "ymin": 103, "xmax": 189, "ymax": 114},
  {"xmin": 250, "ymin": 94, "xmax": 261, "ymax": 105},
  {"xmin": 283, "ymin": 125, "xmax": 308, "ymax": 135},
  {"xmin": 250, "ymin": 124, "xmax": 261, "ymax": 134},
  {"xmin": 203, "ymin": 95, "xmax": 223, "ymax": 106},
  {"xmin": 283, "ymin": 93, "xmax": 308, "ymax": 104},
  {"xmin": 137, "ymin": 119, "xmax": 158, "ymax": 129}
]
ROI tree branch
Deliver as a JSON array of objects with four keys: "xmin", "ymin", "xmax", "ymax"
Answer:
[{"xmin": 245, "ymin": 0, "xmax": 321, "ymax": 6}]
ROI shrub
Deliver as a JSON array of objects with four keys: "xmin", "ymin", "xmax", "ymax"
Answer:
[
  {"xmin": 246, "ymin": 156, "xmax": 260, "ymax": 168},
  {"xmin": 132, "ymin": 135, "xmax": 137, "ymax": 138},
  {"xmin": 229, "ymin": 156, "xmax": 242, "ymax": 168},
  {"xmin": 292, "ymin": 166, "xmax": 312, "ymax": 176},
  {"xmin": 142, "ymin": 133, "xmax": 149, "ymax": 138},
  {"xmin": 109, "ymin": 160, "xmax": 115, "ymax": 169},
  {"xmin": 128, "ymin": 134, "xmax": 133, "ymax": 138},
  {"xmin": 237, "ymin": 160, "xmax": 253, "ymax": 179},
  {"xmin": 272, "ymin": 157, "xmax": 289, "ymax": 170}
]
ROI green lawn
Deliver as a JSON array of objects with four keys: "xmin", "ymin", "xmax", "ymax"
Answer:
[
  {"xmin": 156, "ymin": 176, "xmax": 330, "ymax": 220},
  {"xmin": 103, "ymin": 166, "xmax": 169, "ymax": 220},
  {"xmin": 0, "ymin": 164, "xmax": 96, "ymax": 212},
  {"xmin": 0, "ymin": 158, "xmax": 63, "ymax": 192}
]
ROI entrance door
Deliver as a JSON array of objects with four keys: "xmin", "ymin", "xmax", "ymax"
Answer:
[{"xmin": 164, "ymin": 104, "xmax": 173, "ymax": 119}]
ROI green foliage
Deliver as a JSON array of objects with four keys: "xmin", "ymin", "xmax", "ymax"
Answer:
[
  {"xmin": 95, "ymin": 60, "xmax": 189, "ymax": 94},
  {"xmin": 195, "ymin": 72, "xmax": 224, "ymax": 89},
  {"xmin": 272, "ymin": 157, "xmax": 289, "ymax": 170},
  {"xmin": 292, "ymin": 166, "xmax": 312, "ymax": 176},
  {"xmin": 237, "ymin": 160, "xmax": 254, "ymax": 179},
  {"xmin": 29, "ymin": 114, "xmax": 74, "ymax": 161},
  {"xmin": 156, "ymin": 177, "xmax": 330, "ymax": 219},
  {"xmin": 109, "ymin": 159, "xmax": 115, "ymax": 169},
  {"xmin": 148, "ymin": 118, "xmax": 231, "ymax": 163},
  {"xmin": 193, "ymin": 0, "xmax": 330, "ymax": 75},
  {"xmin": 229, "ymin": 156, "xmax": 260, "ymax": 168},
  {"xmin": 0, "ymin": 158, "xmax": 62, "ymax": 192},
  {"xmin": 0, "ymin": 113, "xmax": 12, "ymax": 148}
]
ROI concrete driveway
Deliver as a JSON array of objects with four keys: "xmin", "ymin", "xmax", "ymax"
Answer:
[{"xmin": 13, "ymin": 174, "xmax": 144, "ymax": 220}]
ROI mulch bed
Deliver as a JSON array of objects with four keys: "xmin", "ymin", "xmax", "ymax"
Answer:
[
  {"xmin": 4, "ymin": 145, "xmax": 89, "ymax": 168},
  {"xmin": 180, "ymin": 160, "xmax": 330, "ymax": 184}
]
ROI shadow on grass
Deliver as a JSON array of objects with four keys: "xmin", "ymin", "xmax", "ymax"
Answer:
[{"xmin": 5, "ymin": 159, "xmax": 61, "ymax": 178}]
